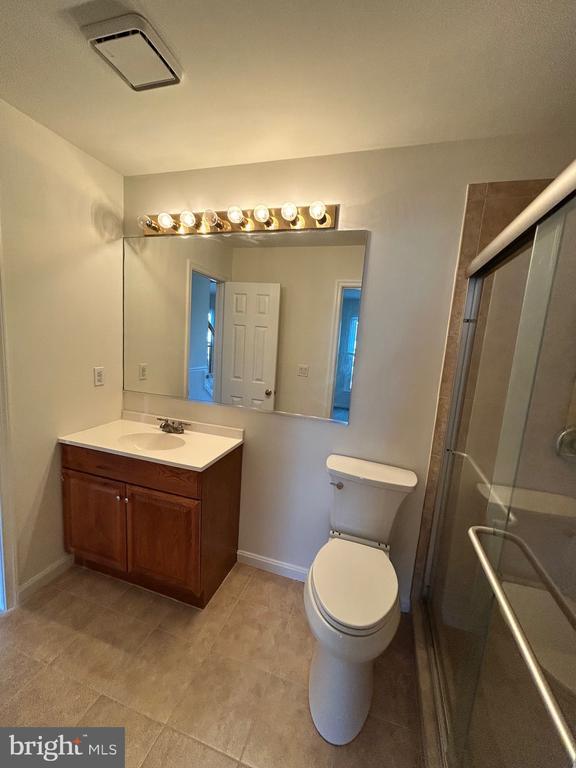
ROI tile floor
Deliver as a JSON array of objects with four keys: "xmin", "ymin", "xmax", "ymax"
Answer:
[{"xmin": 0, "ymin": 564, "xmax": 422, "ymax": 768}]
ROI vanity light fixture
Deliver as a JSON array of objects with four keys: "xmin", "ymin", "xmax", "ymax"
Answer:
[
  {"xmin": 138, "ymin": 203, "xmax": 339, "ymax": 235},
  {"xmin": 157, "ymin": 212, "xmax": 178, "ymax": 231},
  {"xmin": 227, "ymin": 206, "xmax": 248, "ymax": 227},
  {"xmin": 203, "ymin": 209, "xmax": 226, "ymax": 231},
  {"xmin": 137, "ymin": 214, "xmax": 160, "ymax": 232},
  {"xmin": 280, "ymin": 202, "xmax": 298, "ymax": 222},
  {"xmin": 179, "ymin": 210, "xmax": 197, "ymax": 229},
  {"xmin": 253, "ymin": 204, "xmax": 275, "ymax": 229},
  {"xmin": 309, "ymin": 201, "xmax": 328, "ymax": 225},
  {"xmin": 281, "ymin": 201, "xmax": 305, "ymax": 229}
]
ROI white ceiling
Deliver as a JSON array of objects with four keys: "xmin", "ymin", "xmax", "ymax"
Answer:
[{"xmin": 1, "ymin": 0, "xmax": 575, "ymax": 176}]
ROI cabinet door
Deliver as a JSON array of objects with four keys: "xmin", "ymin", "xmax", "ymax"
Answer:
[
  {"xmin": 63, "ymin": 469, "xmax": 127, "ymax": 571},
  {"xmin": 126, "ymin": 485, "xmax": 201, "ymax": 593}
]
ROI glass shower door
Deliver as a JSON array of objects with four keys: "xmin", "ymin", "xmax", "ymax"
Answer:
[{"xmin": 426, "ymin": 196, "xmax": 576, "ymax": 768}]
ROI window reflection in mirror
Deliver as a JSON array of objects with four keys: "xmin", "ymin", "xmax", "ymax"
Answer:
[
  {"xmin": 124, "ymin": 230, "xmax": 367, "ymax": 423},
  {"xmin": 331, "ymin": 286, "xmax": 361, "ymax": 422}
]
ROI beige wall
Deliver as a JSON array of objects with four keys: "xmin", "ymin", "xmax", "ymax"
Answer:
[
  {"xmin": 231, "ymin": 245, "xmax": 365, "ymax": 417},
  {"xmin": 0, "ymin": 99, "xmax": 123, "ymax": 588},
  {"xmin": 124, "ymin": 134, "xmax": 576, "ymax": 610}
]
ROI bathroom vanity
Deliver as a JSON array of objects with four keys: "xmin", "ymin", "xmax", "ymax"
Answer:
[{"xmin": 59, "ymin": 416, "xmax": 243, "ymax": 607}]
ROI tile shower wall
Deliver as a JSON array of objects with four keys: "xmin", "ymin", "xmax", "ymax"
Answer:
[{"xmin": 411, "ymin": 179, "xmax": 552, "ymax": 600}]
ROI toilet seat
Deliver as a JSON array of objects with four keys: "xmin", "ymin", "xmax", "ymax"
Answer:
[{"xmin": 310, "ymin": 538, "xmax": 398, "ymax": 636}]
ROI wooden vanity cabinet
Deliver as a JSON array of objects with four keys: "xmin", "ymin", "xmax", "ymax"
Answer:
[
  {"xmin": 126, "ymin": 485, "xmax": 201, "ymax": 594},
  {"xmin": 63, "ymin": 470, "xmax": 127, "ymax": 572},
  {"xmin": 61, "ymin": 444, "xmax": 242, "ymax": 608}
]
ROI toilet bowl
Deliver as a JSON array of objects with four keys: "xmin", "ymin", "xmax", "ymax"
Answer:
[
  {"xmin": 304, "ymin": 538, "xmax": 400, "ymax": 745},
  {"xmin": 305, "ymin": 454, "xmax": 417, "ymax": 745}
]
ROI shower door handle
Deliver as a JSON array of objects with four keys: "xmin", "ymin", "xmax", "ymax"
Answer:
[
  {"xmin": 556, "ymin": 425, "xmax": 576, "ymax": 461},
  {"xmin": 468, "ymin": 525, "xmax": 576, "ymax": 765}
]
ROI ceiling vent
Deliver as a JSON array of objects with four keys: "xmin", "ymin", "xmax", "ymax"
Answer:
[{"xmin": 82, "ymin": 13, "xmax": 182, "ymax": 91}]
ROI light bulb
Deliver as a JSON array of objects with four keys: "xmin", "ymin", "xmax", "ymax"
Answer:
[
  {"xmin": 158, "ymin": 212, "xmax": 176, "ymax": 230},
  {"xmin": 203, "ymin": 209, "xmax": 223, "ymax": 229},
  {"xmin": 227, "ymin": 206, "xmax": 246, "ymax": 225},
  {"xmin": 253, "ymin": 205, "xmax": 271, "ymax": 224},
  {"xmin": 280, "ymin": 202, "xmax": 298, "ymax": 222},
  {"xmin": 180, "ymin": 210, "xmax": 196, "ymax": 228},
  {"xmin": 137, "ymin": 215, "xmax": 159, "ymax": 232},
  {"xmin": 309, "ymin": 201, "xmax": 327, "ymax": 222}
]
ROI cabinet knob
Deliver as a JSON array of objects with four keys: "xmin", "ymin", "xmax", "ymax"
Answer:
[{"xmin": 115, "ymin": 495, "xmax": 121, "ymax": 501}]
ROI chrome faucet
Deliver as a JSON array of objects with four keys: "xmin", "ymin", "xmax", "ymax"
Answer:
[{"xmin": 157, "ymin": 417, "xmax": 190, "ymax": 434}]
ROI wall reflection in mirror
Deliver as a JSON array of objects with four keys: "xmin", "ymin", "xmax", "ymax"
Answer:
[{"xmin": 123, "ymin": 230, "xmax": 368, "ymax": 423}]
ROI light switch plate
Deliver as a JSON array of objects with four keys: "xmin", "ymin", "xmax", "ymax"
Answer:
[
  {"xmin": 138, "ymin": 362, "xmax": 148, "ymax": 380},
  {"xmin": 93, "ymin": 366, "xmax": 104, "ymax": 387},
  {"xmin": 297, "ymin": 364, "xmax": 310, "ymax": 377}
]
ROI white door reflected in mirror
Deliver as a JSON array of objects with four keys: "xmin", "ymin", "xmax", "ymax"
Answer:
[{"xmin": 221, "ymin": 282, "xmax": 280, "ymax": 411}]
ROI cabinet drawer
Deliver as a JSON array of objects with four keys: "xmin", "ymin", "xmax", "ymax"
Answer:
[
  {"xmin": 61, "ymin": 445, "xmax": 201, "ymax": 499},
  {"xmin": 126, "ymin": 484, "xmax": 201, "ymax": 593}
]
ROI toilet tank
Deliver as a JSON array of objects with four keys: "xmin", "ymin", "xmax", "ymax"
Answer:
[{"xmin": 327, "ymin": 455, "xmax": 417, "ymax": 544}]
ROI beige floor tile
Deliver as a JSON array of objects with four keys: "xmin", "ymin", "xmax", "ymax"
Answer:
[
  {"xmin": 142, "ymin": 727, "xmax": 238, "ymax": 768},
  {"xmin": 106, "ymin": 630, "xmax": 201, "ymax": 723},
  {"xmin": 213, "ymin": 562, "xmax": 256, "ymax": 600},
  {"xmin": 51, "ymin": 608, "xmax": 152, "ymax": 694},
  {"xmin": 109, "ymin": 586, "xmax": 177, "ymax": 627},
  {"xmin": 377, "ymin": 613, "xmax": 416, "ymax": 676},
  {"xmin": 52, "ymin": 566, "xmax": 131, "ymax": 608},
  {"xmin": 0, "ymin": 604, "xmax": 78, "ymax": 663},
  {"xmin": 50, "ymin": 565, "xmax": 84, "ymax": 589},
  {"xmin": 0, "ymin": 646, "xmax": 46, "ymax": 705},
  {"xmin": 79, "ymin": 696, "xmax": 163, "ymax": 768},
  {"xmin": 20, "ymin": 585, "xmax": 63, "ymax": 610},
  {"xmin": 270, "ymin": 606, "xmax": 315, "ymax": 686},
  {"xmin": 334, "ymin": 716, "xmax": 421, "ymax": 768},
  {"xmin": 241, "ymin": 570, "xmax": 301, "ymax": 613},
  {"xmin": 212, "ymin": 600, "xmax": 286, "ymax": 673},
  {"xmin": 30, "ymin": 589, "xmax": 103, "ymax": 632},
  {"xmin": 169, "ymin": 654, "xmax": 271, "ymax": 758},
  {"xmin": 159, "ymin": 595, "xmax": 236, "ymax": 653},
  {"xmin": 371, "ymin": 663, "xmax": 419, "ymax": 731},
  {"xmin": 242, "ymin": 675, "xmax": 335, "ymax": 768},
  {"xmin": 0, "ymin": 666, "xmax": 99, "ymax": 727}
]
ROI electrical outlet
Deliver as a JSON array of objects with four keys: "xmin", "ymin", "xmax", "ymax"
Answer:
[
  {"xmin": 93, "ymin": 366, "xmax": 104, "ymax": 387},
  {"xmin": 138, "ymin": 362, "xmax": 148, "ymax": 380},
  {"xmin": 297, "ymin": 364, "xmax": 309, "ymax": 377}
]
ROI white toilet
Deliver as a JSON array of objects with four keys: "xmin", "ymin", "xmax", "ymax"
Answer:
[{"xmin": 304, "ymin": 454, "xmax": 417, "ymax": 745}]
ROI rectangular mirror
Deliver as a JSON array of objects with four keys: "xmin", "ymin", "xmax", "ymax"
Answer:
[{"xmin": 124, "ymin": 230, "xmax": 368, "ymax": 423}]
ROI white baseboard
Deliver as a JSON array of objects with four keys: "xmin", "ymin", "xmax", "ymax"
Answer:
[
  {"xmin": 237, "ymin": 550, "xmax": 308, "ymax": 582},
  {"xmin": 18, "ymin": 554, "xmax": 73, "ymax": 604}
]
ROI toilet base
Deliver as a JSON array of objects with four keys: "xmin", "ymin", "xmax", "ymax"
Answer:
[{"xmin": 308, "ymin": 643, "xmax": 373, "ymax": 745}]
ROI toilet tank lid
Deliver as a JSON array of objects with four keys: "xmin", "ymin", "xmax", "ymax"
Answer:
[{"xmin": 326, "ymin": 455, "xmax": 417, "ymax": 491}]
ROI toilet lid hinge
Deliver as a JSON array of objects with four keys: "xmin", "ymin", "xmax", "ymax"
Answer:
[{"xmin": 330, "ymin": 530, "xmax": 390, "ymax": 552}]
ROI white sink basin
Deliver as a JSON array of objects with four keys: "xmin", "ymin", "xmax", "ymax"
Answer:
[
  {"xmin": 59, "ymin": 418, "xmax": 244, "ymax": 471},
  {"xmin": 118, "ymin": 432, "xmax": 186, "ymax": 452}
]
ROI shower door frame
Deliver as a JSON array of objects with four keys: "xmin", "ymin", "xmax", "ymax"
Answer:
[
  {"xmin": 420, "ymin": 166, "xmax": 576, "ymax": 767},
  {"xmin": 421, "ymin": 271, "xmax": 486, "ymax": 766}
]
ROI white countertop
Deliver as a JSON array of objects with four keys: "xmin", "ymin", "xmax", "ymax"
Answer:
[{"xmin": 59, "ymin": 416, "xmax": 244, "ymax": 472}]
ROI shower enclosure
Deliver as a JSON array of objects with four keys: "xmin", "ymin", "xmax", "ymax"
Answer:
[{"xmin": 424, "ymin": 171, "xmax": 576, "ymax": 768}]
